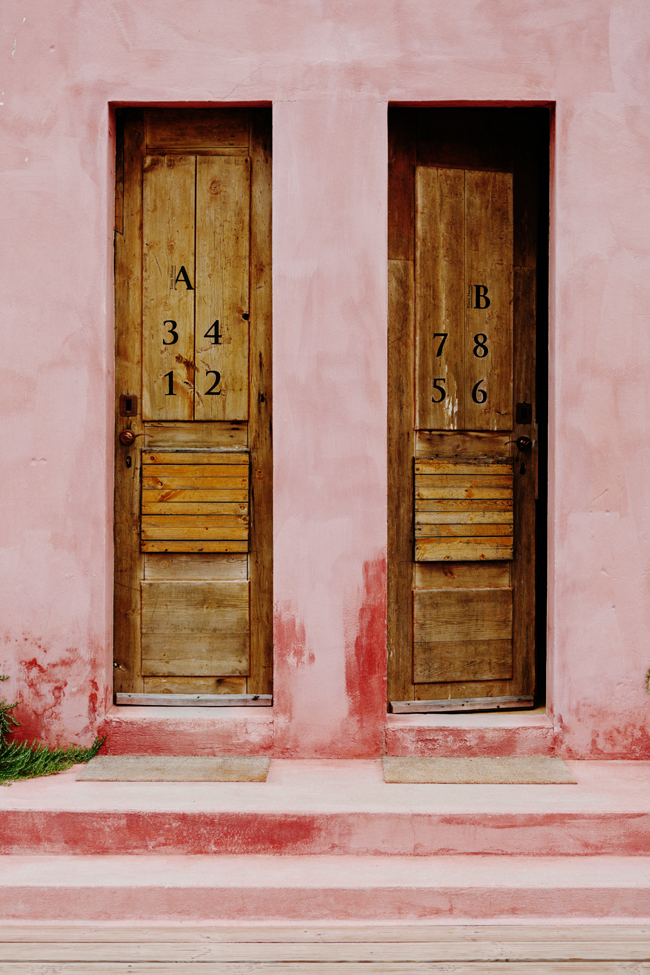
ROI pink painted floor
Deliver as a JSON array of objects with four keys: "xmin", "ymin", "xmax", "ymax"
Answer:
[{"xmin": 1, "ymin": 759, "xmax": 650, "ymax": 856}]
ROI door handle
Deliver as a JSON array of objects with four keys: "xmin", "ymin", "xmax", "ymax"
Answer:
[
  {"xmin": 515, "ymin": 436, "xmax": 532, "ymax": 451},
  {"xmin": 118, "ymin": 429, "xmax": 137, "ymax": 446}
]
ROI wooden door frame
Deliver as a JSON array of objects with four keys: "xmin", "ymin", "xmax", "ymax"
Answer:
[
  {"xmin": 112, "ymin": 107, "xmax": 273, "ymax": 698},
  {"xmin": 387, "ymin": 105, "xmax": 550, "ymax": 710}
]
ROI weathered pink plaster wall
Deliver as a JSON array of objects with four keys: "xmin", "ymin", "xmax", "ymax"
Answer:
[{"xmin": 1, "ymin": 0, "xmax": 649, "ymax": 758}]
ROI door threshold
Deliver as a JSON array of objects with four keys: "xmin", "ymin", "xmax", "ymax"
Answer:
[
  {"xmin": 116, "ymin": 693, "xmax": 272, "ymax": 707},
  {"xmin": 391, "ymin": 695, "xmax": 534, "ymax": 714}
]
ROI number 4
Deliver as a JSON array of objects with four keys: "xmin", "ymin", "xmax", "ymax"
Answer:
[{"xmin": 204, "ymin": 320, "xmax": 222, "ymax": 345}]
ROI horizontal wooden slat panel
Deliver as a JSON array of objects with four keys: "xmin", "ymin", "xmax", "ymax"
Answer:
[
  {"xmin": 143, "ymin": 676, "xmax": 247, "ymax": 694},
  {"xmin": 143, "ymin": 452, "xmax": 248, "ymax": 465},
  {"xmin": 142, "ymin": 475, "xmax": 248, "ymax": 490},
  {"xmin": 414, "ymin": 638, "xmax": 513, "ymax": 683},
  {"xmin": 417, "ymin": 474, "xmax": 512, "ymax": 488},
  {"xmin": 416, "ymin": 539, "xmax": 513, "ymax": 561},
  {"xmin": 142, "ymin": 502, "xmax": 248, "ymax": 515},
  {"xmin": 415, "ymin": 524, "xmax": 513, "ymax": 537},
  {"xmin": 143, "ymin": 489, "xmax": 249, "ymax": 504},
  {"xmin": 142, "ymin": 635, "xmax": 249, "ymax": 675},
  {"xmin": 416, "ymin": 460, "xmax": 513, "ymax": 476},
  {"xmin": 417, "ymin": 511, "xmax": 513, "ymax": 525},
  {"xmin": 415, "ymin": 499, "xmax": 513, "ymax": 512},
  {"xmin": 414, "ymin": 587, "xmax": 513, "ymax": 642},
  {"xmin": 417, "ymin": 430, "xmax": 512, "ymax": 457},
  {"xmin": 141, "ymin": 521, "xmax": 248, "ymax": 541},
  {"xmin": 416, "ymin": 486, "xmax": 513, "ymax": 500},
  {"xmin": 146, "ymin": 108, "xmax": 250, "ymax": 149},
  {"xmin": 142, "ymin": 464, "xmax": 249, "ymax": 478},
  {"xmin": 414, "ymin": 562, "xmax": 511, "ymax": 589},
  {"xmin": 144, "ymin": 421, "xmax": 248, "ymax": 450},
  {"xmin": 144, "ymin": 553, "xmax": 248, "ymax": 580},
  {"xmin": 142, "ymin": 540, "xmax": 248, "ymax": 553},
  {"xmin": 141, "ymin": 580, "xmax": 249, "ymax": 676}
]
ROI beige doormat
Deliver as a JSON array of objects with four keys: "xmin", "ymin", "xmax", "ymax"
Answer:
[
  {"xmin": 382, "ymin": 756, "xmax": 576, "ymax": 784},
  {"xmin": 77, "ymin": 756, "xmax": 270, "ymax": 782}
]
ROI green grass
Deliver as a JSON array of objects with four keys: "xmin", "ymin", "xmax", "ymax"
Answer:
[{"xmin": 0, "ymin": 675, "xmax": 104, "ymax": 785}]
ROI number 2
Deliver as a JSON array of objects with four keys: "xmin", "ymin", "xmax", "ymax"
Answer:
[{"xmin": 205, "ymin": 371, "xmax": 222, "ymax": 395}]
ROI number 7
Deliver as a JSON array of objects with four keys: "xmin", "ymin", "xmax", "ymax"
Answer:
[{"xmin": 433, "ymin": 333, "xmax": 448, "ymax": 357}]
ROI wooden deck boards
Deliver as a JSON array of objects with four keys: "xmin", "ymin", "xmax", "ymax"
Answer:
[{"xmin": 0, "ymin": 925, "xmax": 649, "ymax": 970}]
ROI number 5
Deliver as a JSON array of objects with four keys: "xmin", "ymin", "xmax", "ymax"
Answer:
[{"xmin": 432, "ymin": 377, "xmax": 446, "ymax": 403}]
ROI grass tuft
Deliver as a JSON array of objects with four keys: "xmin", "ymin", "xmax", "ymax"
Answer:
[{"xmin": 0, "ymin": 675, "xmax": 105, "ymax": 785}]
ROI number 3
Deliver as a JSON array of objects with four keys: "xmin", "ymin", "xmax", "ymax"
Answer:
[{"xmin": 162, "ymin": 320, "xmax": 178, "ymax": 346}]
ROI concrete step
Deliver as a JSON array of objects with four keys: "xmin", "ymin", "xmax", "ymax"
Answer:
[
  {"xmin": 1, "ymin": 760, "xmax": 650, "ymax": 856},
  {"xmin": 2, "ymin": 854, "xmax": 650, "ymax": 923}
]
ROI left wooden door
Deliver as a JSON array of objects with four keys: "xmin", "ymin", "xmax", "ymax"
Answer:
[{"xmin": 113, "ymin": 109, "xmax": 272, "ymax": 699}]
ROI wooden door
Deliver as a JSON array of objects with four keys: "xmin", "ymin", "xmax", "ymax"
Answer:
[
  {"xmin": 113, "ymin": 109, "xmax": 272, "ymax": 700},
  {"xmin": 388, "ymin": 108, "xmax": 548, "ymax": 712}
]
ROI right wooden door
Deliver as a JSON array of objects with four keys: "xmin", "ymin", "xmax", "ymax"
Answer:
[{"xmin": 388, "ymin": 108, "xmax": 548, "ymax": 712}]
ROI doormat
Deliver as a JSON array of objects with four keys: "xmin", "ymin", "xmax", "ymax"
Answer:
[
  {"xmin": 77, "ymin": 756, "xmax": 270, "ymax": 782},
  {"xmin": 382, "ymin": 756, "xmax": 576, "ymax": 784}
]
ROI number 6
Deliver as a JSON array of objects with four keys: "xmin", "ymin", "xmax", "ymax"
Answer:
[{"xmin": 472, "ymin": 379, "xmax": 487, "ymax": 404}]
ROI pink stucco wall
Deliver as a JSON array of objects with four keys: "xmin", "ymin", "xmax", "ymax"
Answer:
[{"xmin": 1, "ymin": 0, "xmax": 649, "ymax": 759}]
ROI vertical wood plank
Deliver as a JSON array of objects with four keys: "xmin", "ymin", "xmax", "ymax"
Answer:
[
  {"xmin": 511, "ymin": 266, "xmax": 537, "ymax": 698},
  {"xmin": 195, "ymin": 156, "xmax": 250, "ymax": 421},
  {"xmin": 388, "ymin": 108, "xmax": 416, "ymax": 262},
  {"xmin": 114, "ymin": 110, "xmax": 145, "ymax": 694},
  {"xmin": 142, "ymin": 154, "xmax": 196, "ymax": 420},
  {"xmin": 387, "ymin": 259, "xmax": 415, "ymax": 704},
  {"xmin": 464, "ymin": 170, "xmax": 513, "ymax": 431},
  {"xmin": 247, "ymin": 109, "xmax": 273, "ymax": 696},
  {"xmin": 416, "ymin": 167, "xmax": 465, "ymax": 431}
]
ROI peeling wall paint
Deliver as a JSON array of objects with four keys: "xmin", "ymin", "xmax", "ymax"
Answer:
[{"xmin": 1, "ymin": 0, "xmax": 650, "ymax": 757}]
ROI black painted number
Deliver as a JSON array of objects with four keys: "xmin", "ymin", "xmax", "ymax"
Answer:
[
  {"xmin": 473, "ymin": 333, "xmax": 489, "ymax": 358},
  {"xmin": 163, "ymin": 320, "xmax": 178, "ymax": 346},
  {"xmin": 432, "ymin": 377, "xmax": 446, "ymax": 403},
  {"xmin": 163, "ymin": 370, "xmax": 175, "ymax": 396},
  {"xmin": 204, "ymin": 320, "xmax": 222, "ymax": 345},
  {"xmin": 472, "ymin": 379, "xmax": 487, "ymax": 404},
  {"xmin": 433, "ymin": 332, "xmax": 448, "ymax": 357},
  {"xmin": 205, "ymin": 370, "xmax": 222, "ymax": 395}
]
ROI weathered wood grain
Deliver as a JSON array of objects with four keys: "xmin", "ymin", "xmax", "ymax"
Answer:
[
  {"xmin": 143, "ymin": 676, "xmax": 247, "ymax": 694},
  {"xmin": 387, "ymin": 258, "xmax": 415, "ymax": 704},
  {"xmin": 414, "ymin": 587, "xmax": 513, "ymax": 642},
  {"xmin": 414, "ymin": 562, "xmax": 510, "ymax": 589},
  {"xmin": 415, "ymin": 538, "xmax": 513, "ymax": 562},
  {"xmin": 144, "ymin": 421, "xmax": 248, "ymax": 450},
  {"xmin": 146, "ymin": 108, "xmax": 250, "ymax": 151},
  {"xmin": 195, "ymin": 156, "xmax": 250, "ymax": 421},
  {"xmin": 142, "ymin": 540, "xmax": 248, "ymax": 553},
  {"xmin": 414, "ymin": 638, "xmax": 513, "ymax": 683},
  {"xmin": 247, "ymin": 108, "xmax": 274, "ymax": 696},
  {"xmin": 144, "ymin": 552, "xmax": 248, "ymax": 580},
  {"xmin": 141, "ymin": 580, "xmax": 249, "ymax": 675},
  {"xmin": 113, "ymin": 109, "xmax": 145, "ymax": 694},
  {"xmin": 142, "ymin": 451, "xmax": 247, "ymax": 465},
  {"xmin": 142, "ymin": 154, "xmax": 196, "ymax": 420},
  {"xmin": 416, "ymin": 167, "xmax": 465, "ymax": 430},
  {"xmin": 464, "ymin": 170, "xmax": 513, "ymax": 430}
]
